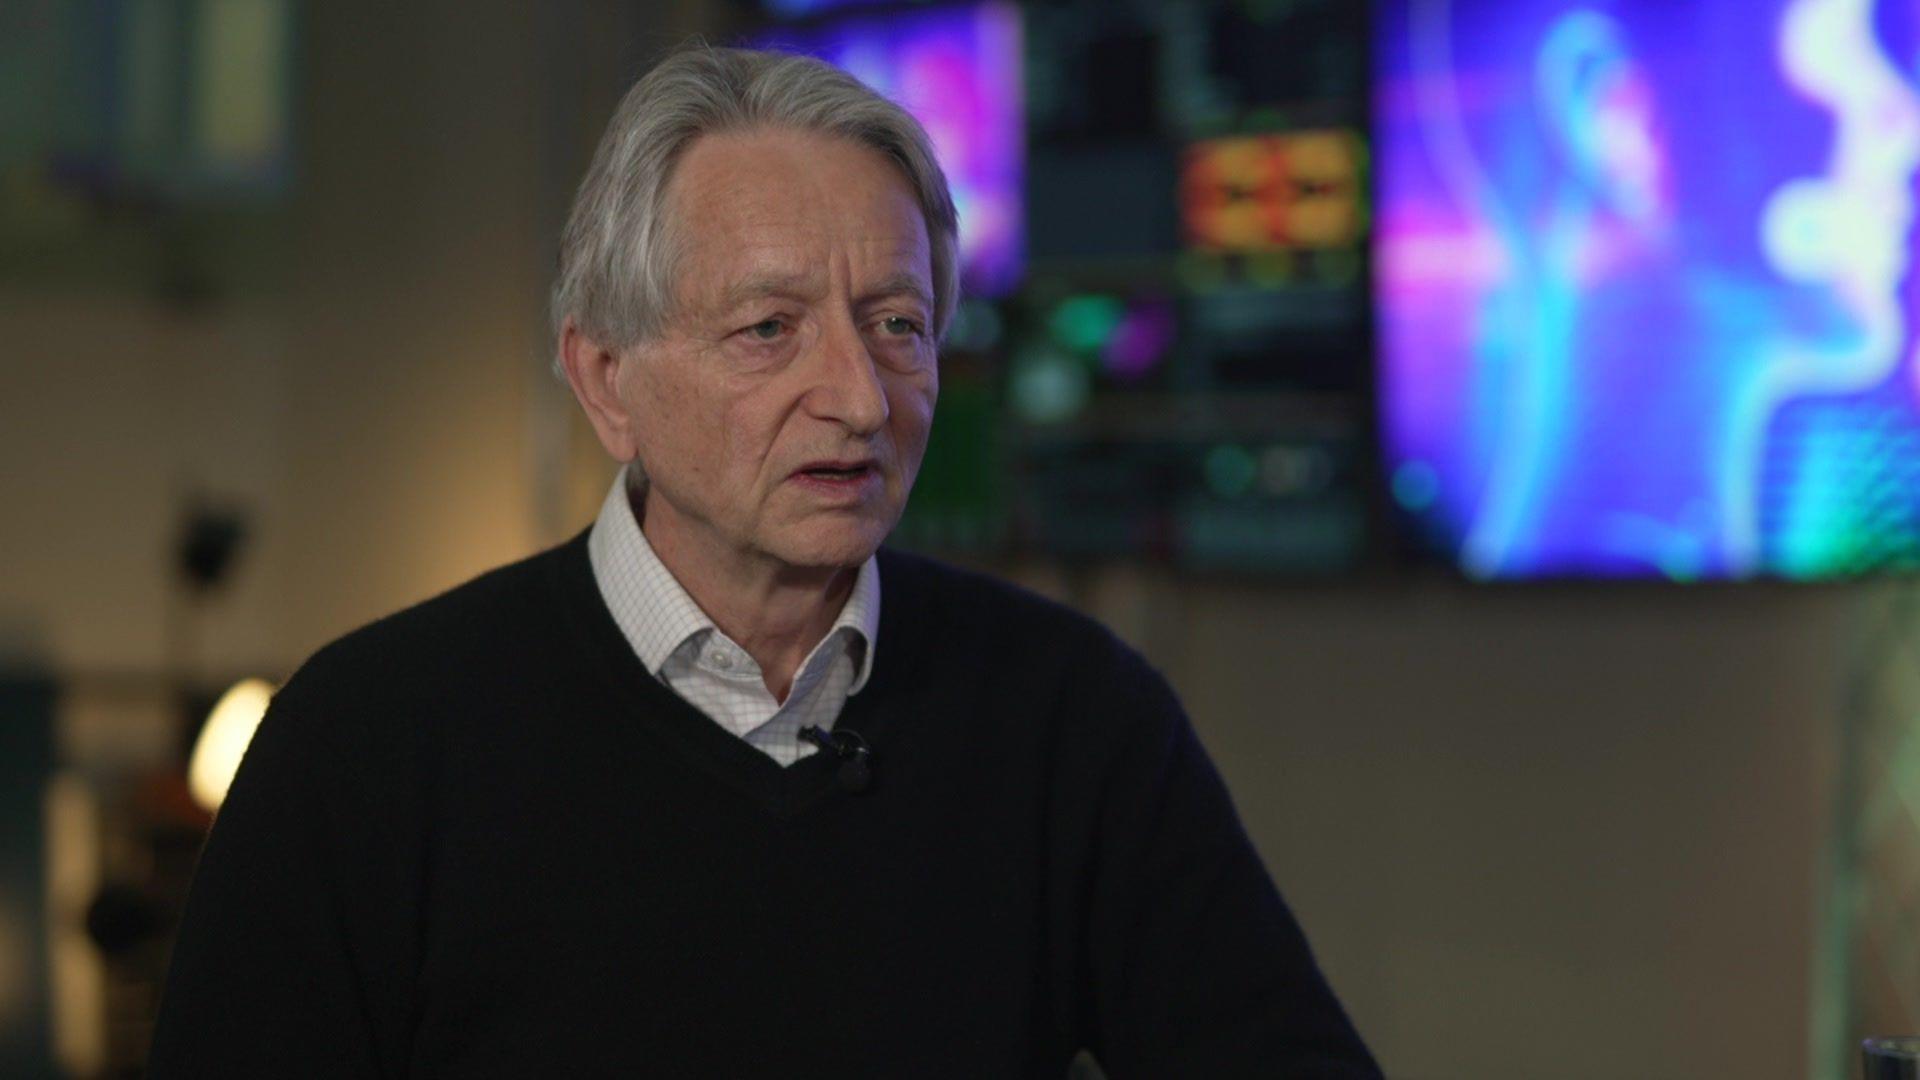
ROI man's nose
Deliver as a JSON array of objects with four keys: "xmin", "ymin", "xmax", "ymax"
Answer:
[{"xmin": 804, "ymin": 313, "xmax": 890, "ymax": 436}]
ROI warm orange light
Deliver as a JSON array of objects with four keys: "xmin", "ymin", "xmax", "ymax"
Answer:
[
  {"xmin": 1179, "ymin": 130, "xmax": 1368, "ymax": 253},
  {"xmin": 187, "ymin": 678, "xmax": 275, "ymax": 812}
]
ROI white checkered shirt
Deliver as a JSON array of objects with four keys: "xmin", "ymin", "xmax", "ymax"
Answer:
[{"xmin": 585, "ymin": 468, "xmax": 880, "ymax": 766}]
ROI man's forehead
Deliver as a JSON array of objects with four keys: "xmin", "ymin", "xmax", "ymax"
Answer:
[
  {"xmin": 676, "ymin": 207, "xmax": 932, "ymax": 311},
  {"xmin": 668, "ymin": 129, "xmax": 930, "ymax": 272}
]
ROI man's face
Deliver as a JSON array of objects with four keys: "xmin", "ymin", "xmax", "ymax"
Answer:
[{"xmin": 615, "ymin": 128, "xmax": 938, "ymax": 571}]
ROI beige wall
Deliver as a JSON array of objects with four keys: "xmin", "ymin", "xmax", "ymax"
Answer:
[
  {"xmin": 0, "ymin": 3, "xmax": 1869, "ymax": 1077},
  {"xmin": 1126, "ymin": 576, "xmax": 1849, "ymax": 1078},
  {"xmin": 0, "ymin": 291, "xmax": 290, "ymax": 677},
  {"xmin": 269, "ymin": 1, "xmax": 551, "ymax": 656},
  {"xmin": 0, "ymin": 2, "xmax": 702, "ymax": 675}
]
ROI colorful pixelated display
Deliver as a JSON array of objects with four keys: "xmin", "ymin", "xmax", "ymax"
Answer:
[
  {"xmin": 1180, "ymin": 131, "xmax": 1368, "ymax": 253},
  {"xmin": 1376, "ymin": 0, "xmax": 1920, "ymax": 580},
  {"xmin": 753, "ymin": 2, "xmax": 1025, "ymax": 298}
]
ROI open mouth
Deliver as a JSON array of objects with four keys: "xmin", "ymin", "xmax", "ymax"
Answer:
[{"xmin": 792, "ymin": 461, "xmax": 879, "ymax": 489}]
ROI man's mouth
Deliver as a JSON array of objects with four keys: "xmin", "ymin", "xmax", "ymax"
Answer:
[
  {"xmin": 791, "ymin": 459, "xmax": 880, "ymax": 488},
  {"xmin": 794, "ymin": 459, "xmax": 876, "ymax": 479}
]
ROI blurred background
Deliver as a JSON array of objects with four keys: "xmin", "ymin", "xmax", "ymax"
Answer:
[{"xmin": 2, "ymin": 0, "xmax": 1919, "ymax": 1075}]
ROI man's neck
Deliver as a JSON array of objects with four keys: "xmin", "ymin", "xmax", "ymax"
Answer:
[{"xmin": 634, "ymin": 485, "xmax": 855, "ymax": 703}]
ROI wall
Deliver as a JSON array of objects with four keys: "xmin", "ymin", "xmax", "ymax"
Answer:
[
  {"xmin": 1101, "ymin": 573, "xmax": 1851, "ymax": 1078},
  {"xmin": 0, "ymin": 291, "xmax": 289, "ymax": 679}
]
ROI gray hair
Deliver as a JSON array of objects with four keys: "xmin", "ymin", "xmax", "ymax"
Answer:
[{"xmin": 551, "ymin": 44, "xmax": 961, "ymax": 359}]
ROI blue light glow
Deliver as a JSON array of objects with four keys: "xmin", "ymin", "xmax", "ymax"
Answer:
[{"xmin": 1377, "ymin": 0, "xmax": 1920, "ymax": 579}]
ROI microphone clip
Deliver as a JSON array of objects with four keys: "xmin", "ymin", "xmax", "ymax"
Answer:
[{"xmin": 798, "ymin": 724, "xmax": 873, "ymax": 794}]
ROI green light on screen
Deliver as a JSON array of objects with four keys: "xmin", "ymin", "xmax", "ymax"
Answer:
[
  {"xmin": 1010, "ymin": 348, "xmax": 1089, "ymax": 425},
  {"xmin": 1204, "ymin": 445, "xmax": 1258, "ymax": 499},
  {"xmin": 1047, "ymin": 295, "xmax": 1124, "ymax": 353}
]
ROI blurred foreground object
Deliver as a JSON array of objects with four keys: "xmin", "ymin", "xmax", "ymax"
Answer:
[
  {"xmin": 0, "ymin": 678, "xmax": 55, "ymax": 1075},
  {"xmin": 1865, "ymin": 1037, "xmax": 1920, "ymax": 1079}
]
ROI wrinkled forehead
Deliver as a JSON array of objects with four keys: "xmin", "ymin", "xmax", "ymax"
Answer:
[{"xmin": 663, "ymin": 128, "xmax": 933, "ymax": 312}]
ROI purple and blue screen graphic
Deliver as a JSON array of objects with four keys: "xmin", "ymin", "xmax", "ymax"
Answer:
[
  {"xmin": 1377, "ymin": 0, "xmax": 1920, "ymax": 580},
  {"xmin": 754, "ymin": 2, "xmax": 1024, "ymax": 299},
  {"xmin": 761, "ymin": 0, "xmax": 886, "ymax": 15}
]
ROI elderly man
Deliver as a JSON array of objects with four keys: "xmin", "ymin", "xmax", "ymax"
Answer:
[{"xmin": 150, "ymin": 47, "xmax": 1379, "ymax": 1077}]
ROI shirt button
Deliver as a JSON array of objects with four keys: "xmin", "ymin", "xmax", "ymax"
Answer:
[{"xmin": 709, "ymin": 652, "xmax": 731, "ymax": 670}]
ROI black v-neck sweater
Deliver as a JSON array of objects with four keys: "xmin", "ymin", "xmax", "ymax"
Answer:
[{"xmin": 149, "ymin": 535, "xmax": 1379, "ymax": 1078}]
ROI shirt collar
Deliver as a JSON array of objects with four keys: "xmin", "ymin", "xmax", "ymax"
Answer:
[{"xmin": 586, "ymin": 466, "xmax": 881, "ymax": 692}]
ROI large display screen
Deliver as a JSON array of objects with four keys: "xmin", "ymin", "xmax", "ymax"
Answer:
[
  {"xmin": 752, "ymin": 2, "xmax": 1025, "ymax": 298},
  {"xmin": 1376, "ymin": 0, "xmax": 1920, "ymax": 580}
]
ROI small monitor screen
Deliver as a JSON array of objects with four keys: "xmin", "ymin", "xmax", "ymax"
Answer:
[{"xmin": 1376, "ymin": 0, "xmax": 1920, "ymax": 580}]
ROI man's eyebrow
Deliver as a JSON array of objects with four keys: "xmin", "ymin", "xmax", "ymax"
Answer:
[
  {"xmin": 717, "ymin": 272, "xmax": 819, "ymax": 311},
  {"xmin": 860, "ymin": 273, "xmax": 934, "ymax": 311},
  {"xmin": 716, "ymin": 270, "xmax": 932, "ymax": 313}
]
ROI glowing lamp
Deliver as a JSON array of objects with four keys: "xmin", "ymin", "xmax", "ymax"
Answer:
[{"xmin": 188, "ymin": 678, "xmax": 275, "ymax": 812}]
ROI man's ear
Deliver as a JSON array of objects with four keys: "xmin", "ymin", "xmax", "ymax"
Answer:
[{"xmin": 558, "ymin": 317, "xmax": 641, "ymax": 462}]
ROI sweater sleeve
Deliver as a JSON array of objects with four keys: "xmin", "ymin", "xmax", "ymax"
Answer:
[
  {"xmin": 1079, "ymin": 645, "xmax": 1381, "ymax": 1079},
  {"xmin": 148, "ymin": 689, "xmax": 421, "ymax": 1078}
]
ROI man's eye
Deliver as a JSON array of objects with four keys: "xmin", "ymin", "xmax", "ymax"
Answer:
[
  {"xmin": 879, "ymin": 316, "xmax": 923, "ymax": 337},
  {"xmin": 746, "ymin": 319, "xmax": 786, "ymax": 341}
]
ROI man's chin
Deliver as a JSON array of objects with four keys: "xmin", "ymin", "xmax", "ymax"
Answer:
[{"xmin": 767, "ymin": 517, "xmax": 892, "ymax": 571}]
